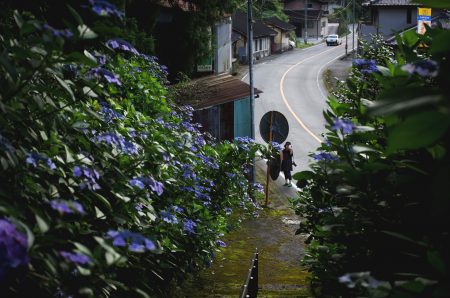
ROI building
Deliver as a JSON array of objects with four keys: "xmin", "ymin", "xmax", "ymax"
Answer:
[
  {"xmin": 283, "ymin": 0, "xmax": 329, "ymax": 39},
  {"xmin": 232, "ymin": 11, "xmax": 277, "ymax": 63},
  {"xmin": 263, "ymin": 17, "xmax": 296, "ymax": 52},
  {"xmin": 359, "ymin": 0, "xmax": 442, "ymax": 41}
]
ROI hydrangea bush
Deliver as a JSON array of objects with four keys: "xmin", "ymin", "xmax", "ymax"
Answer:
[
  {"xmin": 292, "ymin": 1, "xmax": 450, "ymax": 296},
  {"xmin": 0, "ymin": 6, "xmax": 263, "ymax": 297}
]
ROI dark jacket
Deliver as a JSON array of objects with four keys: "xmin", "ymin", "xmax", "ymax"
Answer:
[{"xmin": 281, "ymin": 149, "xmax": 293, "ymax": 172}]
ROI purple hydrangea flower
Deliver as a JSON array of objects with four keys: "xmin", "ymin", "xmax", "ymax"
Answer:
[
  {"xmin": 43, "ymin": 24, "xmax": 73, "ymax": 38},
  {"xmin": 226, "ymin": 172, "xmax": 236, "ymax": 178},
  {"xmin": 170, "ymin": 206, "xmax": 184, "ymax": 213},
  {"xmin": 312, "ymin": 152, "xmax": 338, "ymax": 162},
  {"xmin": 352, "ymin": 59, "xmax": 379, "ymax": 74},
  {"xmin": 106, "ymin": 230, "xmax": 156, "ymax": 252},
  {"xmin": 87, "ymin": 0, "xmax": 125, "ymax": 19},
  {"xmin": 331, "ymin": 118, "xmax": 355, "ymax": 135},
  {"xmin": 106, "ymin": 39, "xmax": 139, "ymax": 55},
  {"xmin": 50, "ymin": 200, "xmax": 85, "ymax": 215},
  {"xmin": 93, "ymin": 132, "xmax": 138, "ymax": 155},
  {"xmin": 135, "ymin": 203, "xmax": 144, "ymax": 212},
  {"xmin": 87, "ymin": 67, "xmax": 121, "ymax": 86},
  {"xmin": 26, "ymin": 152, "xmax": 56, "ymax": 170},
  {"xmin": 216, "ymin": 240, "xmax": 227, "ymax": 247},
  {"xmin": 183, "ymin": 219, "xmax": 197, "ymax": 234},
  {"xmin": 73, "ymin": 166, "xmax": 101, "ymax": 191},
  {"xmin": 234, "ymin": 136, "xmax": 255, "ymax": 151},
  {"xmin": 402, "ymin": 59, "xmax": 439, "ymax": 78},
  {"xmin": 60, "ymin": 251, "xmax": 91, "ymax": 265},
  {"xmin": 129, "ymin": 177, "xmax": 164, "ymax": 196},
  {"xmin": 160, "ymin": 211, "xmax": 178, "ymax": 224},
  {"xmin": 0, "ymin": 219, "xmax": 29, "ymax": 279}
]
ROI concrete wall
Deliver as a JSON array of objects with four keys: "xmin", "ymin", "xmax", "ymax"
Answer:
[
  {"xmin": 377, "ymin": 7, "xmax": 417, "ymax": 38},
  {"xmin": 214, "ymin": 17, "xmax": 233, "ymax": 74}
]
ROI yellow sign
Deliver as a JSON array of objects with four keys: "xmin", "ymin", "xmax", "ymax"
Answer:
[
  {"xmin": 417, "ymin": 7, "xmax": 432, "ymax": 35},
  {"xmin": 418, "ymin": 8, "xmax": 431, "ymax": 16}
]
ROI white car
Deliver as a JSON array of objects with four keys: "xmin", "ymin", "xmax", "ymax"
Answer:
[{"xmin": 326, "ymin": 34, "xmax": 341, "ymax": 46}]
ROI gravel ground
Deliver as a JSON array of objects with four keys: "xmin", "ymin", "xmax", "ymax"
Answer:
[{"xmin": 323, "ymin": 54, "xmax": 353, "ymax": 93}]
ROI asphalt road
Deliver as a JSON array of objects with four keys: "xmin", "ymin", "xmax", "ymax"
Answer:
[{"xmin": 245, "ymin": 36, "xmax": 356, "ymax": 173}]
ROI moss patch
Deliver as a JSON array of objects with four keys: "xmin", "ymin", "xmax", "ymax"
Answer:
[{"xmin": 180, "ymin": 164, "xmax": 310, "ymax": 297}]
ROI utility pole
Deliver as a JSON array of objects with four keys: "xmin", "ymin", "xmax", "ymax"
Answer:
[
  {"xmin": 304, "ymin": 0, "xmax": 308, "ymax": 44},
  {"xmin": 345, "ymin": 0, "xmax": 348, "ymax": 55},
  {"xmin": 352, "ymin": 0, "xmax": 355, "ymax": 55},
  {"xmin": 247, "ymin": 0, "xmax": 256, "ymax": 182}
]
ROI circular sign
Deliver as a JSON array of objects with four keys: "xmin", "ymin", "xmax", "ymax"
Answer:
[{"xmin": 259, "ymin": 111, "xmax": 289, "ymax": 144}]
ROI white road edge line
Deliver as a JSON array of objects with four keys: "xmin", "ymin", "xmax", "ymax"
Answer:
[{"xmin": 280, "ymin": 45, "xmax": 343, "ymax": 144}]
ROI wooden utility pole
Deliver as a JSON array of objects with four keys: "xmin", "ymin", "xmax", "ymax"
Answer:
[
  {"xmin": 247, "ymin": 0, "xmax": 255, "ymax": 182},
  {"xmin": 264, "ymin": 111, "xmax": 274, "ymax": 207}
]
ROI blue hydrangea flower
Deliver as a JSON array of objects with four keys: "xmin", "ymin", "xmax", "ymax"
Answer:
[
  {"xmin": 50, "ymin": 200, "xmax": 85, "ymax": 215},
  {"xmin": 135, "ymin": 203, "xmax": 144, "ymax": 212},
  {"xmin": 43, "ymin": 24, "xmax": 73, "ymax": 38},
  {"xmin": 196, "ymin": 154, "xmax": 219, "ymax": 169},
  {"xmin": 129, "ymin": 177, "xmax": 164, "ymax": 196},
  {"xmin": 352, "ymin": 59, "xmax": 379, "ymax": 74},
  {"xmin": 26, "ymin": 152, "xmax": 56, "ymax": 170},
  {"xmin": 0, "ymin": 219, "xmax": 29, "ymax": 279},
  {"xmin": 106, "ymin": 230, "xmax": 156, "ymax": 252},
  {"xmin": 60, "ymin": 251, "xmax": 91, "ymax": 265},
  {"xmin": 73, "ymin": 166, "xmax": 101, "ymax": 190},
  {"xmin": 226, "ymin": 172, "xmax": 236, "ymax": 178},
  {"xmin": 331, "ymin": 118, "xmax": 355, "ymax": 135},
  {"xmin": 170, "ymin": 206, "xmax": 184, "ymax": 213},
  {"xmin": 106, "ymin": 39, "xmax": 139, "ymax": 55},
  {"xmin": 100, "ymin": 102, "xmax": 125, "ymax": 123},
  {"xmin": 312, "ymin": 152, "xmax": 338, "ymax": 162},
  {"xmin": 87, "ymin": 0, "xmax": 125, "ymax": 19},
  {"xmin": 93, "ymin": 132, "xmax": 138, "ymax": 155},
  {"xmin": 402, "ymin": 59, "xmax": 439, "ymax": 78},
  {"xmin": 216, "ymin": 240, "xmax": 227, "ymax": 247},
  {"xmin": 271, "ymin": 141, "xmax": 284, "ymax": 151},
  {"xmin": 252, "ymin": 183, "xmax": 264, "ymax": 193},
  {"xmin": 183, "ymin": 219, "xmax": 197, "ymax": 235},
  {"xmin": 160, "ymin": 211, "xmax": 178, "ymax": 224},
  {"xmin": 87, "ymin": 67, "xmax": 121, "ymax": 86}
]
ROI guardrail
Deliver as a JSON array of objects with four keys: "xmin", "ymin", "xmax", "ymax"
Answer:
[{"xmin": 240, "ymin": 248, "xmax": 259, "ymax": 298}]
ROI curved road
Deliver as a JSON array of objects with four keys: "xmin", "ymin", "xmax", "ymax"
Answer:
[{"xmin": 245, "ymin": 37, "xmax": 355, "ymax": 172}]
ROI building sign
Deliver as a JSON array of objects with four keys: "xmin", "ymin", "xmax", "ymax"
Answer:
[
  {"xmin": 197, "ymin": 55, "xmax": 213, "ymax": 72},
  {"xmin": 417, "ymin": 7, "xmax": 432, "ymax": 35}
]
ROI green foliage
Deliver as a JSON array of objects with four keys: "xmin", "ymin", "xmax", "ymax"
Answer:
[
  {"xmin": 292, "ymin": 2, "xmax": 450, "ymax": 297},
  {"xmin": 0, "ymin": 6, "xmax": 266, "ymax": 297}
]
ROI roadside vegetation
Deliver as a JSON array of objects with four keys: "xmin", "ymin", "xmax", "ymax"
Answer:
[
  {"xmin": 0, "ymin": 3, "xmax": 279, "ymax": 297},
  {"xmin": 292, "ymin": 0, "xmax": 450, "ymax": 297}
]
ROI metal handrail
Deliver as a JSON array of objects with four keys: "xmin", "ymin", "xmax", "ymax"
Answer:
[{"xmin": 240, "ymin": 248, "xmax": 259, "ymax": 298}]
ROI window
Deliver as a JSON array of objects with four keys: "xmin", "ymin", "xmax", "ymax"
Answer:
[
  {"xmin": 307, "ymin": 20, "xmax": 314, "ymax": 28},
  {"xmin": 407, "ymin": 8, "xmax": 412, "ymax": 24},
  {"xmin": 307, "ymin": 3, "xmax": 313, "ymax": 8},
  {"xmin": 254, "ymin": 40, "xmax": 257, "ymax": 51},
  {"xmin": 260, "ymin": 39, "xmax": 263, "ymax": 50},
  {"xmin": 322, "ymin": 21, "xmax": 326, "ymax": 28}
]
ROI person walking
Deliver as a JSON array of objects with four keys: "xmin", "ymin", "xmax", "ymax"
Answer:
[{"xmin": 280, "ymin": 141, "xmax": 295, "ymax": 187}]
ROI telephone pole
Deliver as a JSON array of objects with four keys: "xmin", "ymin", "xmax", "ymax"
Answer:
[
  {"xmin": 247, "ymin": 0, "xmax": 255, "ymax": 182},
  {"xmin": 352, "ymin": 0, "xmax": 356, "ymax": 56},
  {"xmin": 304, "ymin": 0, "xmax": 308, "ymax": 44}
]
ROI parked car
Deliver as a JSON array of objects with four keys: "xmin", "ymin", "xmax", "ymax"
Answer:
[{"xmin": 326, "ymin": 34, "xmax": 341, "ymax": 46}]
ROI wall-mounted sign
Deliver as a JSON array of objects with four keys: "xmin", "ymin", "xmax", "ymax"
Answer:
[
  {"xmin": 417, "ymin": 7, "xmax": 432, "ymax": 35},
  {"xmin": 197, "ymin": 55, "xmax": 213, "ymax": 72}
]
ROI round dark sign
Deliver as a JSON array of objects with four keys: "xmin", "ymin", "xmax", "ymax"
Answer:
[{"xmin": 259, "ymin": 111, "xmax": 289, "ymax": 144}]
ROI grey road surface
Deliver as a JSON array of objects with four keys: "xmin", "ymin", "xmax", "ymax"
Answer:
[{"xmin": 244, "ymin": 36, "xmax": 356, "ymax": 173}]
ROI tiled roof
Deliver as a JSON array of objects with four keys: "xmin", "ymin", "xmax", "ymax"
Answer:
[
  {"xmin": 263, "ymin": 17, "xmax": 296, "ymax": 31},
  {"xmin": 362, "ymin": 0, "xmax": 421, "ymax": 6},
  {"xmin": 178, "ymin": 74, "xmax": 263, "ymax": 110},
  {"xmin": 232, "ymin": 11, "xmax": 278, "ymax": 38}
]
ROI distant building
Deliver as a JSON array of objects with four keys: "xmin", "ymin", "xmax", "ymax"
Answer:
[
  {"xmin": 263, "ymin": 17, "xmax": 296, "ymax": 53},
  {"xmin": 232, "ymin": 11, "xmax": 277, "ymax": 63},
  {"xmin": 359, "ymin": 0, "xmax": 442, "ymax": 41},
  {"xmin": 283, "ymin": 0, "xmax": 329, "ymax": 39}
]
